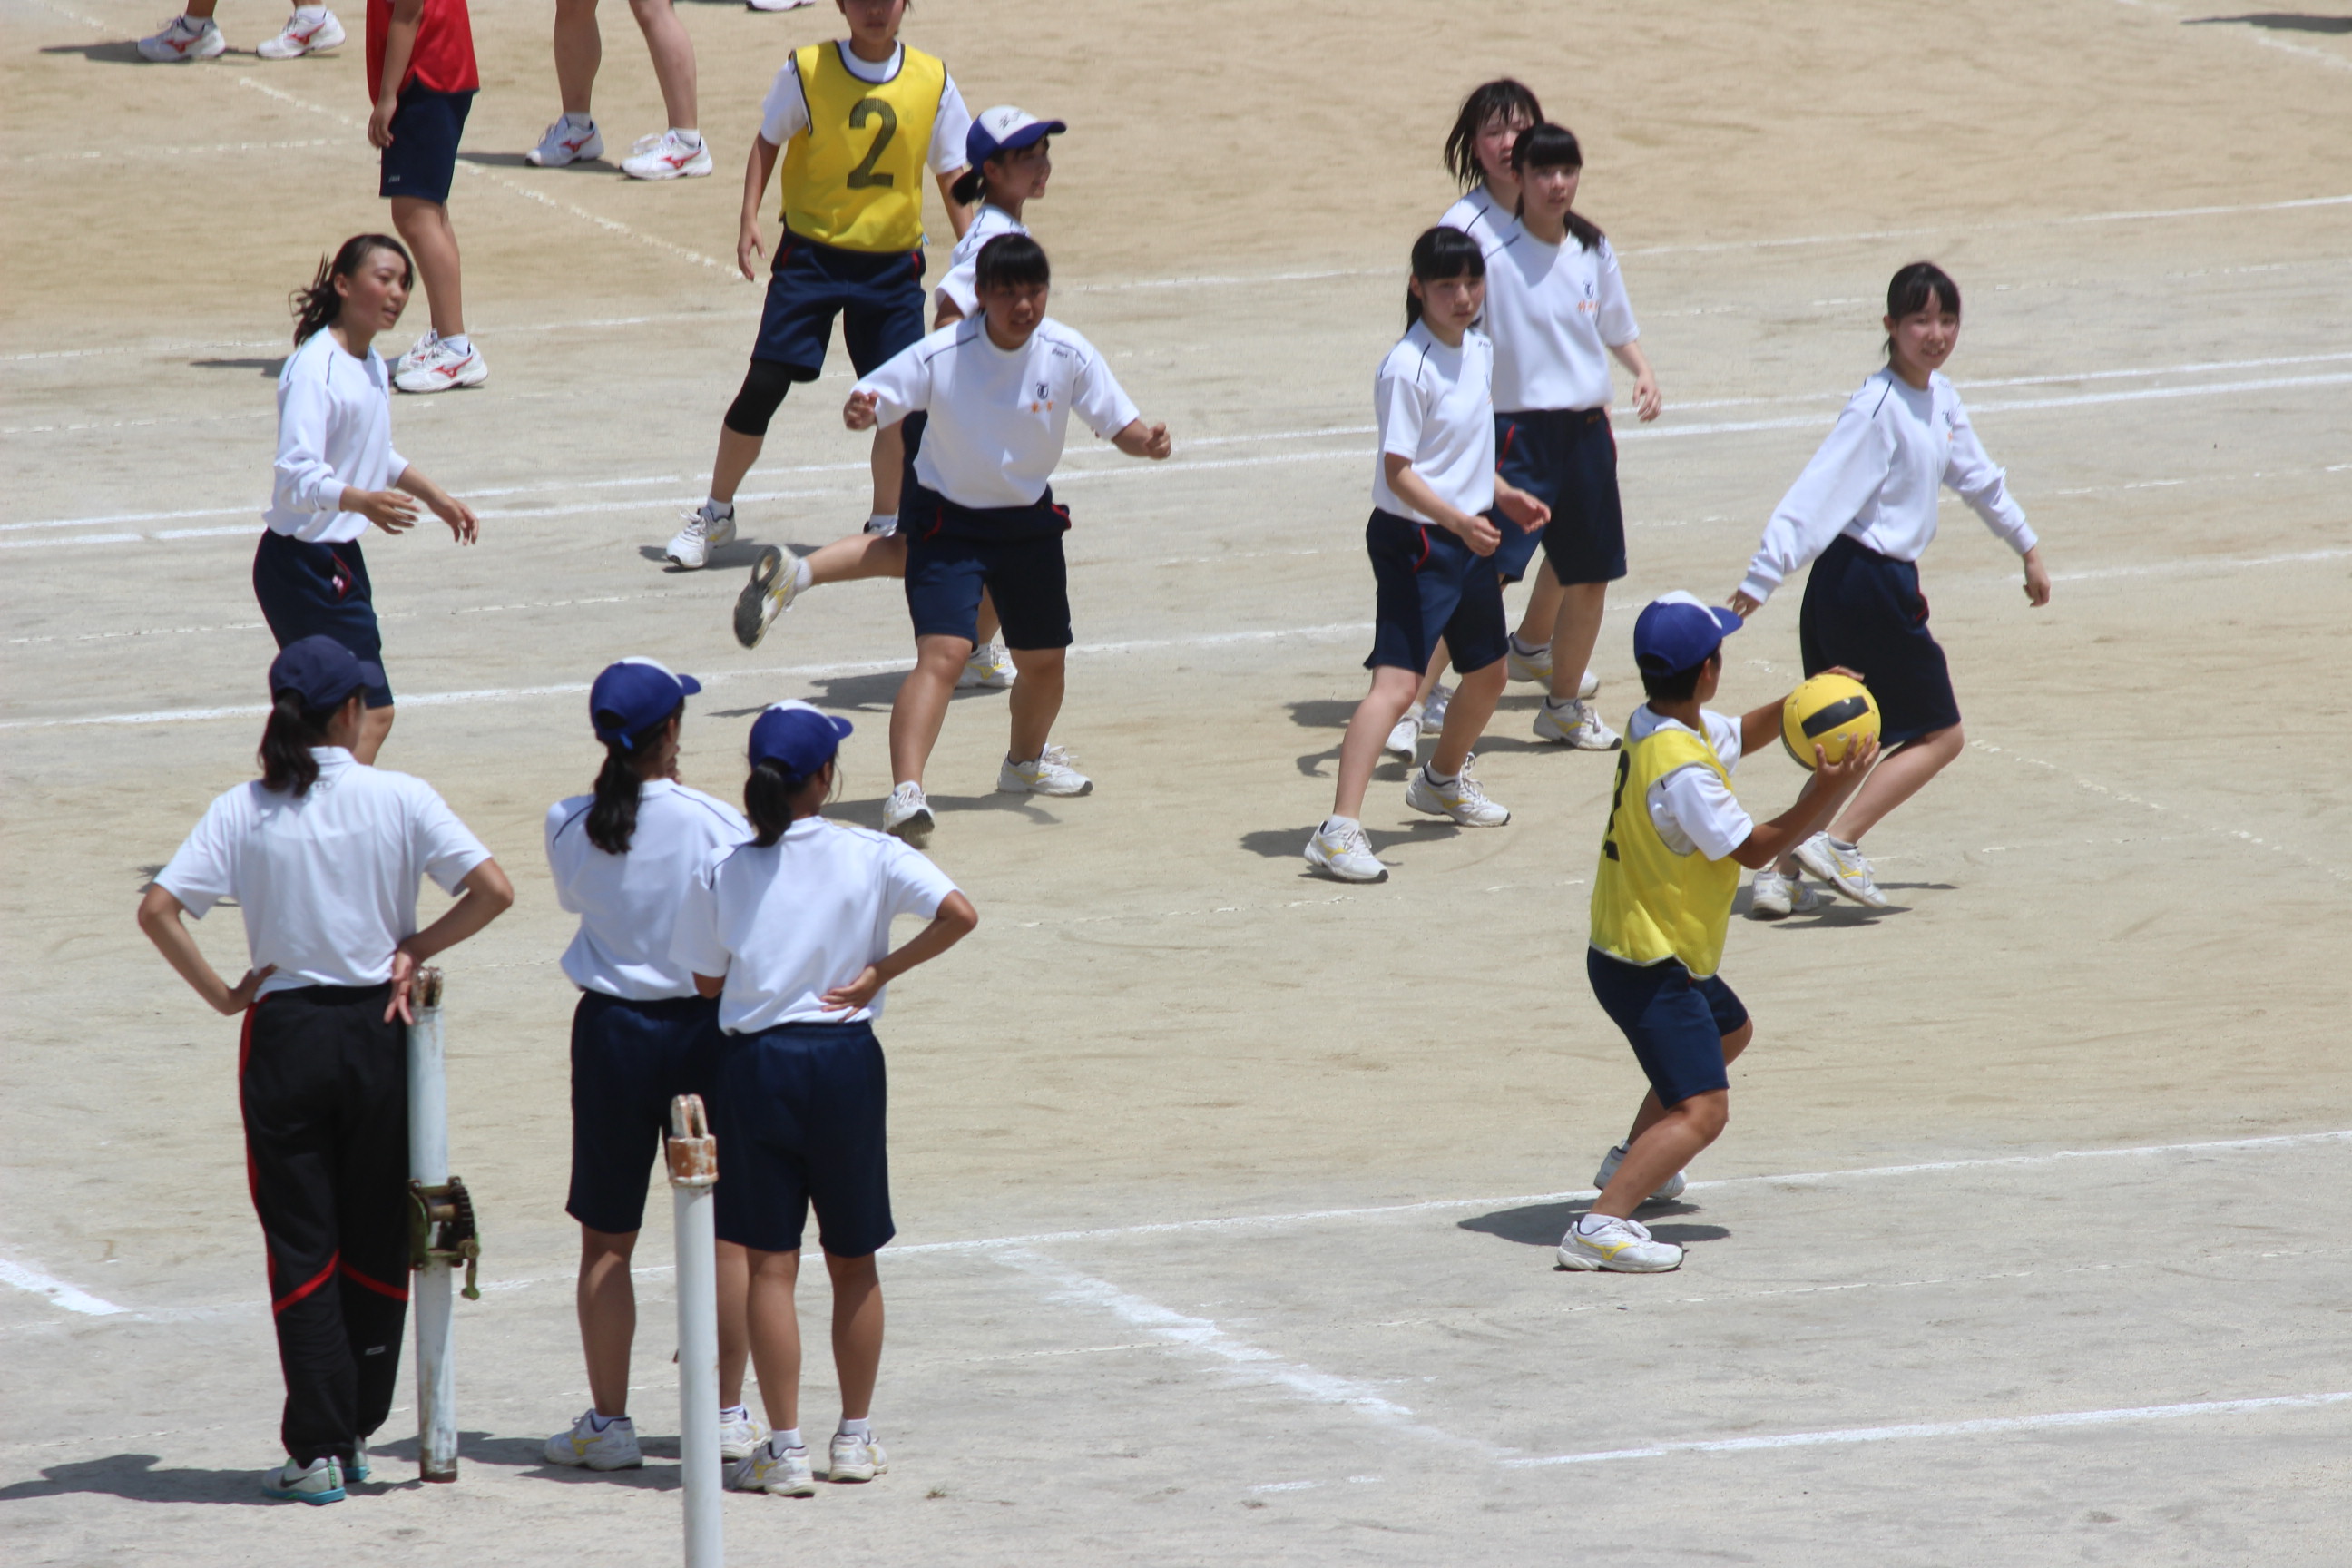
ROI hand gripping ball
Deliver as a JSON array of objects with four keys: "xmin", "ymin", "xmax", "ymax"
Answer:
[{"xmin": 1780, "ymin": 672, "xmax": 1880, "ymax": 770}]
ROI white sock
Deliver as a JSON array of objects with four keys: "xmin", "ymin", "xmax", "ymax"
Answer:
[
  {"xmin": 1544, "ymin": 694, "xmax": 1579, "ymax": 711},
  {"xmin": 1576, "ymin": 1212, "xmax": 1622, "ymax": 1235},
  {"xmin": 292, "ymin": 5, "xmax": 327, "ymax": 16},
  {"xmin": 838, "ymin": 1417, "xmax": 872, "ymax": 1441},
  {"xmin": 791, "ymin": 555, "xmax": 814, "ymax": 592},
  {"xmin": 719, "ymin": 1404, "xmax": 748, "ymax": 1424},
  {"xmin": 564, "ymin": 112, "xmax": 594, "ymax": 131},
  {"xmin": 775, "ymin": 1427, "xmax": 803, "ymax": 1453},
  {"xmin": 867, "ymin": 511, "xmax": 896, "ymax": 531},
  {"xmin": 673, "ymin": 128, "xmax": 702, "ymax": 147},
  {"xmin": 1321, "ymin": 814, "xmax": 1359, "ymax": 836},
  {"xmin": 705, "ymin": 496, "xmax": 733, "ymax": 518},
  {"xmin": 1422, "ymin": 762, "xmax": 1458, "ymax": 787},
  {"xmin": 586, "ymin": 1409, "xmax": 623, "ymax": 1431},
  {"xmin": 441, "ymin": 333, "xmax": 472, "ymax": 358},
  {"xmin": 1510, "ymin": 633, "xmax": 1550, "ymax": 657}
]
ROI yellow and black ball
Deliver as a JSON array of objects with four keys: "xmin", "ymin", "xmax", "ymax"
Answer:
[{"xmin": 1780, "ymin": 673, "xmax": 1880, "ymax": 769}]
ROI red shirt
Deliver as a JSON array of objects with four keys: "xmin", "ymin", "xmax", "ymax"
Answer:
[{"xmin": 367, "ymin": 0, "xmax": 478, "ymax": 99}]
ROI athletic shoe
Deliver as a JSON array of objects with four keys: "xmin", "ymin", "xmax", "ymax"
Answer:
[
  {"xmin": 544, "ymin": 1410, "xmax": 643, "ymax": 1471},
  {"xmin": 883, "ymin": 782, "xmax": 934, "ymax": 847},
  {"xmin": 828, "ymin": 1431, "xmax": 887, "ymax": 1483},
  {"xmin": 1555, "ymin": 1214, "xmax": 1684, "ymax": 1273},
  {"xmin": 1591, "ymin": 1142, "xmax": 1687, "ymax": 1203},
  {"xmin": 346, "ymin": 1440, "xmax": 369, "ymax": 1483},
  {"xmin": 998, "ymin": 753, "xmax": 1093, "ymax": 797},
  {"xmin": 524, "ymin": 115, "xmax": 603, "ymax": 168},
  {"xmin": 719, "ymin": 1409, "xmax": 770, "ymax": 1464},
  {"xmin": 621, "ymin": 130, "xmax": 712, "ymax": 181},
  {"xmin": 1418, "ymin": 681, "xmax": 1452, "ymax": 736},
  {"xmin": 260, "ymin": 1456, "xmax": 346, "ymax": 1504},
  {"xmin": 958, "ymin": 642, "xmax": 1014, "ymax": 690},
  {"xmin": 665, "ymin": 502, "xmax": 736, "ymax": 570},
  {"xmin": 1406, "ymin": 760, "xmax": 1509, "ymax": 827},
  {"xmin": 256, "ymin": 6, "xmax": 343, "ymax": 57},
  {"xmin": 729, "ymin": 1438, "xmax": 815, "ymax": 1497},
  {"xmin": 1505, "ymin": 642, "xmax": 1552, "ymax": 685},
  {"xmin": 1748, "ymin": 867, "xmax": 1823, "ymax": 919},
  {"xmin": 746, "ymin": 0, "xmax": 817, "ymax": 11},
  {"xmin": 1303, "ymin": 819, "xmax": 1386, "ymax": 883},
  {"xmin": 392, "ymin": 335, "xmax": 487, "ymax": 395},
  {"xmin": 1793, "ymin": 832, "xmax": 1890, "ymax": 910},
  {"xmin": 1534, "ymin": 698, "xmax": 1621, "ymax": 750},
  {"xmin": 139, "ymin": 15, "xmax": 225, "ymax": 60},
  {"xmin": 1384, "ymin": 709, "xmax": 1421, "ymax": 763},
  {"xmin": 734, "ymin": 545, "xmax": 798, "ymax": 648}
]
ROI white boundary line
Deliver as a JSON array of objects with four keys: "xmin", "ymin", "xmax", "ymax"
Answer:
[{"xmin": 0, "ymin": 1257, "xmax": 126, "ymax": 1317}]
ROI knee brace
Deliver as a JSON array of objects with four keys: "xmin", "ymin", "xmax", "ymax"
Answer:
[{"xmin": 723, "ymin": 359, "xmax": 800, "ymax": 437}]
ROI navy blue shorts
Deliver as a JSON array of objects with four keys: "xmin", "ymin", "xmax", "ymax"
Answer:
[
  {"xmin": 1798, "ymin": 534, "xmax": 1961, "ymax": 745},
  {"xmin": 709, "ymin": 1020, "xmax": 893, "ymax": 1258},
  {"xmin": 251, "ymin": 530, "xmax": 394, "ymax": 708},
  {"xmin": 752, "ymin": 232, "xmax": 926, "ymax": 381},
  {"xmin": 1363, "ymin": 507, "xmax": 1508, "ymax": 676},
  {"xmin": 379, "ymin": 86, "xmax": 472, "ymax": 204},
  {"xmin": 564, "ymin": 992, "xmax": 723, "ymax": 1236},
  {"xmin": 1495, "ymin": 407, "xmax": 1626, "ymax": 585},
  {"xmin": 902, "ymin": 481, "xmax": 1072, "ymax": 649},
  {"xmin": 1586, "ymin": 948, "xmax": 1750, "ymax": 1110}
]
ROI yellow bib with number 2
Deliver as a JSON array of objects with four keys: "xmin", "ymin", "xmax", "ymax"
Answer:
[{"xmin": 779, "ymin": 42, "xmax": 946, "ymax": 254}]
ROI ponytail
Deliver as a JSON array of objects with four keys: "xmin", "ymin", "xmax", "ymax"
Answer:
[
  {"xmin": 258, "ymin": 691, "xmax": 333, "ymax": 797},
  {"xmin": 1509, "ymin": 123, "xmax": 1605, "ymax": 252},
  {"xmin": 743, "ymin": 758, "xmax": 838, "ymax": 848},
  {"xmin": 584, "ymin": 705, "xmax": 681, "ymax": 855},
  {"xmin": 1403, "ymin": 225, "xmax": 1486, "ymax": 330},
  {"xmin": 290, "ymin": 233, "xmax": 414, "ymax": 347}
]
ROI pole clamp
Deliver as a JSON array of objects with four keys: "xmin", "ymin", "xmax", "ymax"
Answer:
[
  {"xmin": 409, "ymin": 1176, "xmax": 483, "ymax": 1300},
  {"xmin": 666, "ymin": 1094, "xmax": 719, "ymax": 1190}
]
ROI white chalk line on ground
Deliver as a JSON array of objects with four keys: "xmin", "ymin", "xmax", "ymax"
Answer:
[{"xmin": 0, "ymin": 1258, "xmax": 125, "ymax": 1317}]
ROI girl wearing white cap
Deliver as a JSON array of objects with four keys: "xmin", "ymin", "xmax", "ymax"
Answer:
[
  {"xmin": 257, "ymin": 235, "xmax": 479, "ymax": 764},
  {"xmin": 137, "ymin": 634, "xmax": 512, "ymax": 1502},
  {"xmin": 542, "ymin": 659, "xmax": 763, "ymax": 1473},
  {"xmin": 671, "ymin": 701, "xmax": 976, "ymax": 1495},
  {"xmin": 730, "ymin": 104, "xmax": 1066, "ymax": 691}
]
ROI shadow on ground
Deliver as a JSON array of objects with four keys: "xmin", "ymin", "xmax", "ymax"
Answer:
[
  {"xmin": 2187, "ymin": 12, "xmax": 2352, "ymax": 32},
  {"xmin": 1457, "ymin": 1200, "xmax": 1730, "ymax": 1249},
  {"xmin": 190, "ymin": 357, "xmax": 286, "ymax": 377},
  {"xmin": 1239, "ymin": 820, "xmax": 1454, "ymax": 865}
]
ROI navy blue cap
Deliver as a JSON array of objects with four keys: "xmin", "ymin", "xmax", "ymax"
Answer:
[
  {"xmin": 591, "ymin": 657, "xmax": 701, "ymax": 749},
  {"xmin": 1632, "ymin": 591, "xmax": 1744, "ymax": 674},
  {"xmin": 966, "ymin": 104, "xmax": 1065, "ymax": 171},
  {"xmin": 269, "ymin": 634, "xmax": 385, "ymax": 710},
  {"xmin": 749, "ymin": 701, "xmax": 853, "ymax": 781}
]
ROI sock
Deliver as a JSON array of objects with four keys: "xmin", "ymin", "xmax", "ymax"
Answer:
[
  {"xmin": 1422, "ymin": 762, "xmax": 1458, "ymax": 787},
  {"xmin": 673, "ymin": 128, "xmax": 702, "ymax": 148},
  {"xmin": 1510, "ymin": 633, "xmax": 1550, "ymax": 657},
  {"xmin": 775, "ymin": 1427, "xmax": 804, "ymax": 1453},
  {"xmin": 587, "ymin": 1409, "xmax": 630, "ymax": 1431},
  {"xmin": 293, "ymin": 4, "xmax": 327, "ymax": 15},
  {"xmin": 839, "ymin": 1417, "xmax": 872, "ymax": 1441},
  {"xmin": 441, "ymin": 333, "xmax": 472, "ymax": 358},
  {"xmin": 1831, "ymin": 836, "xmax": 1859, "ymax": 852},
  {"xmin": 1576, "ymin": 1212, "xmax": 1620, "ymax": 1235},
  {"xmin": 867, "ymin": 511, "xmax": 897, "ymax": 532},
  {"xmin": 719, "ymin": 1404, "xmax": 748, "ymax": 1424},
  {"xmin": 1543, "ymin": 694, "xmax": 1578, "ymax": 711},
  {"xmin": 564, "ymin": 112, "xmax": 594, "ymax": 131},
  {"xmin": 791, "ymin": 555, "xmax": 814, "ymax": 592},
  {"xmin": 705, "ymin": 496, "xmax": 734, "ymax": 518},
  {"xmin": 1321, "ymin": 814, "xmax": 1359, "ymax": 836}
]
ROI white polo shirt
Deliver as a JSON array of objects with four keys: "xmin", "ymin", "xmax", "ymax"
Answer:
[
  {"xmin": 263, "ymin": 329, "xmax": 407, "ymax": 544},
  {"xmin": 934, "ymin": 201, "xmax": 1027, "ymax": 320},
  {"xmin": 545, "ymin": 780, "xmax": 750, "ymax": 1002},
  {"xmin": 156, "ymin": 749, "xmax": 492, "ymax": 998},
  {"xmin": 758, "ymin": 42, "xmax": 972, "ymax": 173},
  {"xmin": 1483, "ymin": 220, "xmax": 1641, "ymax": 413},
  {"xmin": 1626, "ymin": 706, "xmax": 1753, "ymax": 861},
  {"xmin": 670, "ymin": 816, "xmax": 960, "ymax": 1033},
  {"xmin": 1439, "ymin": 185, "xmax": 1510, "ymax": 252},
  {"xmin": 1372, "ymin": 322, "xmax": 1496, "ymax": 522},
  {"xmin": 855, "ymin": 316, "xmax": 1141, "ymax": 510}
]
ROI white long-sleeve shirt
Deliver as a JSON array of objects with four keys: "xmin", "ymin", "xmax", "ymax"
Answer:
[
  {"xmin": 263, "ymin": 330, "xmax": 407, "ymax": 544},
  {"xmin": 1482, "ymin": 220, "xmax": 1640, "ymax": 413},
  {"xmin": 1740, "ymin": 368, "xmax": 2037, "ymax": 604}
]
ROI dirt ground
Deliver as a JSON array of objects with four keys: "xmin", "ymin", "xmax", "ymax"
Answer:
[{"xmin": 4, "ymin": 0, "xmax": 2349, "ymax": 1563}]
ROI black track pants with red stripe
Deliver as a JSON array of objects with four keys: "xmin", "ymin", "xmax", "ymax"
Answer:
[{"xmin": 240, "ymin": 984, "xmax": 412, "ymax": 1466}]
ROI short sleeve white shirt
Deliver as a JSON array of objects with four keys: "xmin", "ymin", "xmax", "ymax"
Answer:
[
  {"xmin": 933, "ymin": 202, "xmax": 1027, "ymax": 319},
  {"xmin": 1626, "ymin": 706, "xmax": 1753, "ymax": 861},
  {"xmin": 263, "ymin": 330, "xmax": 407, "ymax": 544},
  {"xmin": 1372, "ymin": 322, "xmax": 1497, "ymax": 522},
  {"xmin": 545, "ymin": 780, "xmax": 750, "ymax": 1002},
  {"xmin": 854, "ymin": 317, "xmax": 1141, "ymax": 509},
  {"xmin": 669, "ymin": 816, "xmax": 960, "ymax": 1033},
  {"xmin": 1438, "ymin": 185, "xmax": 1511, "ymax": 253},
  {"xmin": 1483, "ymin": 221, "xmax": 1641, "ymax": 413},
  {"xmin": 758, "ymin": 43, "xmax": 972, "ymax": 174},
  {"xmin": 155, "ymin": 750, "xmax": 491, "ymax": 997}
]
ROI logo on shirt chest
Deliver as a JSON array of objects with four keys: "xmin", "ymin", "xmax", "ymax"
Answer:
[{"xmin": 1025, "ymin": 378, "xmax": 1056, "ymax": 416}]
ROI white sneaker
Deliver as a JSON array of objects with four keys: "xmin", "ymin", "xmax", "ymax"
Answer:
[
  {"xmin": 544, "ymin": 1409, "xmax": 642, "ymax": 1471},
  {"xmin": 139, "ymin": 15, "xmax": 225, "ymax": 61},
  {"xmin": 256, "ymin": 6, "xmax": 343, "ymax": 57},
  {"xmin": 665, "ymin": 502, "xmax": 736, "ymax": 570},
  {"xmin": 1303, "ymin": 818, "xmax": 1386, "ymax": 883},
  {"xmin": 998, "ymin": 753, "xmax": 1093, "ymax": 797},
  {"xmin": 734, "ymin": 545, "xmax": 799, "ymax": 647},
  {"xmin": 1556, "ymin": 1214, "xmax": 1684, "ymax": 1273},
  {"xmin": 883, "ymin": 782, "xmax": 934, "ymax": 847},
  {"xmin": 346, "ymin": 1439, "xmax": 369, "ymax": 1483},
  {"xmin": 1578, "ymin": 669, "xmax": 1601, "ymax": 700},
  {"xmin": 392, "ymin": 334, "xmax": 486, "ymax": 394},
  {"xmin": 1406, "ymin": 760, "xmax": 1509, "ymax": 827},
  {"xmin": 828, "ymin": 1430, "xmax": 887, "ymax": 1483},
  {"xmin": 729, "ymin": 1438, "xmax": 815, "ymax": 1496},
  {"xmin": 622, "ymin": 130, "xmax": 712, "ymax": 181},
  {"xmin": 1793, "ymin": 832, "xmax": 1890, "ymax": 910},
  {"xmin": 1505, "ymin": 641, "xmax": 1552, "ymax": 685},
  {"xmin": 1534, "ymin": 698, "xmax": 1621, "ymax": 750},
  {"xmin": 1592, "ymin": 1142, "xmax": 1687, "ymax": 1203},
  {"xmin": 524, "ymin": 115, "xmax": 603, "ymax": 167},
  {"xmin": 1384, "ymin": 709, "xmax": 1421, "ymax": 763},
  {"xmin": 260, "ymin": 1455, "xmax": 346, "ymax": 1504},
  {"xmin": 1418, "ymin": 681, "xmax": 1452, "ymax": 736},
  {"xmin": 745, "ymin": 0, "xmax": 817, "ymax": 10},
  {"xmin": 958, "ymin": 642, "xmax": 1014, "ymax": 690},
  {"xmin": 719, "ymin": 1409, "xmax": 770, "ymax": 1464},
  {"xmin": 1748, "ymin": 867, "xmax": 1823, "ymax": 919}
]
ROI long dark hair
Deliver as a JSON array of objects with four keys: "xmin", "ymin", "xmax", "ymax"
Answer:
[
  {"xmin": 1885, "ymin": 260, "xmax": 1961, "ymax": 358},
  {"xmin": 584, "ymin": 705, "xmax": 681, "ymax": 856},
  {"xmin": 1404, "ymin": 226, "xmax": 1487, "ymax": 330},
  {"xmin": 743, "ymin": 759, "xmax": 838, "ymax": 848},
  {"xmin": 1511, "ymin": 123, "xmax": 1605, "ymax": 252},
  {"xmin": 290, "ymin": 234, "xmax": 414, "ymax": 347},
  {"xmin": 258, "ymin": 691, "xmax": 343, "ymax": 797},
  {"xmin": 1445, "ymin": 78, "xmax": 1544, "ymax": 190}
]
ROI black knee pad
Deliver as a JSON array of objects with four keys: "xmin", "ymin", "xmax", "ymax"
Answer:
[{"xmin": 723, "ymin": 359, "xmax": 805, "ymax": 437}]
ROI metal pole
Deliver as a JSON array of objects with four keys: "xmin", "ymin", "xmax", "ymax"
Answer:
[
  {"xmin": 667, "ymin": 1094, "xmax": 721, "ymax": 1568},
  {"xmin": 407, "ymin": 967, "xmax": 458, "ymax": 1483}
]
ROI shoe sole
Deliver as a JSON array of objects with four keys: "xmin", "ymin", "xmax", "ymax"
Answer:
[
  {"xmin": 997, "ymin": 779, "xmax": 1092, "ymax": 798},
  {"xmin": 624, "ymin": 163, "xmax": 714, "ymax": 181},
  {"xmin": 1305, "ymin": 858, "xmax": 1387, "ymax": 884},
  {"xmin": 1553, "ymin": 1243, "xmax": 1683, "ymax": 1273},
  {"xmin": 1405, "ymin": 789, "xmax": 1508, "ymax": 828},
  {"xmin": 734, "ymin": 547, "xmax": 786, "ymax": 648},
  {"xmin": 1534, "ymin": 725, "xmax": 1621, "ymax": 750},
  {"xmin": 886, "ymin": 811, "xmax": 934, "ymax": 848}
]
